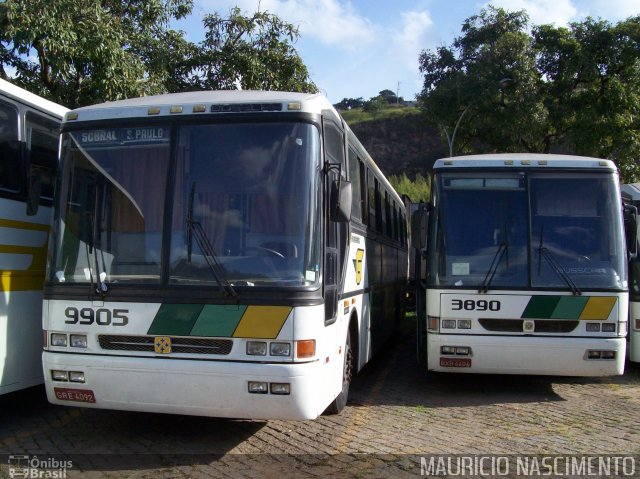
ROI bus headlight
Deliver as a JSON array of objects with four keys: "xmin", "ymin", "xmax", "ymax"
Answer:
[
  {"xmin": 51, "ymin": 333, "xmax": 67, "ymax": 347},
  {"xmin": 246, "ymin": 341, "xmax": 267, "ymax": 356},
  {"xmin": 70, "ymin": 334, "xmax": 88, "ymax": 348},
  {"xmin": 601, "ymin": 323, "xmax": 616, "ymax": 333},
  {"xmin": 457, "ymin": 319, "xmax": 471, "ymax": 329},
  {"xmin": 270, "ymin": 342, "xmax": 291, "ymax": 357},
  {"xmin": 441, "ymin": 319, "xmax": 456, "ymax": 329}
]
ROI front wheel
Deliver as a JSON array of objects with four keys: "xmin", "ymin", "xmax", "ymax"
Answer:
[{"xmin": 324, "ymin": 329, "xmax": 353, "ymax": 415}]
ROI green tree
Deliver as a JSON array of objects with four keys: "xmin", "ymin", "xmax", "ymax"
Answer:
[
  {"xmin": 0, "ymin": 1, "xmax": 317, "ymax": 108},
  {"xmin": 378, "ymin": 89, "xmax": 398, "ymax": 104},
  {"xmin": 418, "ymin": 6, "xmax": 640, "ymax": 181},
  {"xmin": 178, "ymin": 7, "xmax": 317, "ymax": 92},
  {"xmin": 363, "ymin": 95, "xmax": 387, "ymax": 116},
  {"xmin": 389, "ymin": 173, "xmax": 430, "ymax": 202}
]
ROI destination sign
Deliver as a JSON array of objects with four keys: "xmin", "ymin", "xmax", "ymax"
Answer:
[{"xmin": 76, "ymin": 127, "xmax": 170, "ymax": 146}]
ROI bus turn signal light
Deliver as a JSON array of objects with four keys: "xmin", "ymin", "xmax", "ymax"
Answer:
[{"xmin": 296, "ymin": 340, "xmax": 315, "ymax": 359}]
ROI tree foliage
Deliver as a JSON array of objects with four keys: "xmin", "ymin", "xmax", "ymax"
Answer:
[
  {"xmin": 418, "ymin": 6, "xmax": 640, "ymax": 182},
  {"xmin": 334, "ymin": 97, "xmax": 365, "ymax": 110},
  {"xmin": 389, "ymin": 173, "xmax": 430, "ymax": 203},
  {"xmin": 0, "ymin": 1, "xmax": 317, "ymax": 108}
]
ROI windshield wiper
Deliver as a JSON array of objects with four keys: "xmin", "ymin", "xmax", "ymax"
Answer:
[
  {"xmin": 187, "ymin": 182, "xmax": 238, "ymax": 298},
  {"xmin": 84, "ymin": 184, "xmax": 108, "ymax": 297},
  {"xmin": 537, "ymin": 225, "xmax": 581, "ymax": 296},
  {"xmin": 479, "ymin": 241, "xmax": 508, "ymax": 293}
]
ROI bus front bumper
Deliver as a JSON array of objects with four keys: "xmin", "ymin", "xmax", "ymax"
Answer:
[
  {"xmin": 428, "ymin": 334, "xmax": 626, "ymax": 376},
  {"xmin": 43, "ymin": 352, "xmax": 329, "ymax": 420}
]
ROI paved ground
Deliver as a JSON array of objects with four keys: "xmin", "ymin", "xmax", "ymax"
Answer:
[{"xmin": 1, "ymin": 316, "xmax": 639, "ymax": 478}]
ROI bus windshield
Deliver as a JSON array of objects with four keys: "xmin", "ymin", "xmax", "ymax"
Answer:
[
  {"xmin": 429, "ymin": 171, "xmax": 626, "ymax": 291},
  {"xmin": 52, "ymin": 122, "xmax": 322, "ymax": 288}
]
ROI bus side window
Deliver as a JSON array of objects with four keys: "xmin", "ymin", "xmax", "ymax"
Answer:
[
  {"xmin": 25, "ymin": 111, "xmax": 59, "ymax": 200},
  {"xmin": 0, "ymin": 100, "xmax": 20, "ymax": 193},
  {"xmin": 368, "ymin": 170, "xmax": 376, "ymax": 230},
  {"xmin": 348, "ymin": 148, "xmax": 362, "ymax": 223}
]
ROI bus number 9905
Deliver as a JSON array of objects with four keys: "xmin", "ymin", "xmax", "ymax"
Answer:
[
  {"xmin": 451, "ymin": 299, "xmax": 500, "ymax": 312},
  {"xmin": 64, "ymin": 307, "xmax": 129, "ymax": 326}
]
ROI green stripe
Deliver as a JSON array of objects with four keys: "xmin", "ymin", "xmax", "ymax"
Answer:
[
  {"xmin": 190, "ymin": 305, "xmax": 247, "ymax": 337},
  {"xmin": 550, "ymin": 296, "xmax": 589, "ymax": 319},
  {"xmin": 521, "ymin": 296, "xmax": 561, "ymax": 319},
  {"xmin": 147, "ymin": 304, "xmax": 203, "ymax": 336}
]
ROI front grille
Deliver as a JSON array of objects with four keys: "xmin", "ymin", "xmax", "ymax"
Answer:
[
  {"xmin": 98, "ymin": 335, "xmax": 233, "ymax": 355},
  {"xmin": 478, "ymin": 318, "xmax": 580, "ymax": 333}
]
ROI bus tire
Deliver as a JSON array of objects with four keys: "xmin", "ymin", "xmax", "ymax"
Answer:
[{"xmin": 324, "ymin": 328, "xmax": 353, "ymax": 415}]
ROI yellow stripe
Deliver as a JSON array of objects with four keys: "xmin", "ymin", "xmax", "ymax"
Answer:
[
  {"xmin": 0, "ymin": 271, "xmax": 46, "ymax": 292},
  {"xmin": 0, "ymin": 218, "xmax": 49, "ymax": 231},
  {"xmin": 579, "ymin": 297, "xmax": 616, "ymax": 320},
  {"xmin": 232, "ymin": 306, "xmax": 292, "ymax": 339}
]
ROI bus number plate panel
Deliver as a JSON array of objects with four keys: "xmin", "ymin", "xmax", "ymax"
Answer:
[
  {"xmin": 54, "ymin": 387, "xmax": 96, "ymax": 403},
  {"xmin": 440, "ymin": 358, "xmax": 472, "ymax": 368}
]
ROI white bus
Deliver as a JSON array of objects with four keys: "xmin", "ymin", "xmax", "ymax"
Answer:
[
  {"xmin": 42, "ymin": 91, "xmax": 408, "ymax": 419},
  {"xmin": 0, "ymin": 79, "xmax": 67, "ymax": 395},
  {"xmin": 621, "ymin": 183, "xmax": 640, "ymax": 363},
  {"xmin": 412, "ymin": 154, "xmax": 635, "ymax": 376}
]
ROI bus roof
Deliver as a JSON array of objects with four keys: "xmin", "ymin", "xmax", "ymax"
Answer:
[
  {"xmin": 433, "ymin": 153, "xmax": 616, "ymax": 172},
  {"xmin": 0, "ymin": 78, "xmax": 68, "ymax": 119},
  {"xmin": 64, "ymin": 90, "xmax": 335, "ymax": 123},
  {"xmin": 621, "ymin": 183, "xmax": 640, "ymax": 203}
]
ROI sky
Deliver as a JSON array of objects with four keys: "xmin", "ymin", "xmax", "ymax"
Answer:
[{"xmin": 175, "ymin": 0, "xmax": 640, "ymax": 104}]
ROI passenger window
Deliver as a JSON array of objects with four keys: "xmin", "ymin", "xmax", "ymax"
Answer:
[
  {"xmin": 26, "ymin": 112, "xmax": 59, "ymax": 199},
  {"xmin": 348, "ymin": 148, "xmax": 362, "ymax": 222},
  {"xmin": 0, "ymin": 100, "xmax": 20, "ymax": 192}
]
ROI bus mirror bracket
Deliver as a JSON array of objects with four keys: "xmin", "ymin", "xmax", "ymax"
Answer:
[
  {"xmin": 26, "ymin": 166, "xmax": 41, "ymax": 216},
  {"xmin": 624, "ymin": 203, "xmax": 638, "ymax": 259},
  {"xmin": 411, "ymin": 204, "xmax": 429, "ymax": 251}
]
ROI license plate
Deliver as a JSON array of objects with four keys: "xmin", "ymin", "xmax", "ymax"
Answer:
[
  {"xmin": 54, "ymin": 387, "xmax": 96, "ymax": 403},
  {"xmin": 440, "ymin": 357, "xmax": 472, "ymax": 368}
]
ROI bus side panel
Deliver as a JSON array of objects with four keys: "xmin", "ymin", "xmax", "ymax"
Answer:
[
  {"xmin": 630, "ymin": 303, "xmax": 640, "ymax": 362},
  {"xmin": 0, "ymin": 199, "xmax": 51, "ymax": 393}
]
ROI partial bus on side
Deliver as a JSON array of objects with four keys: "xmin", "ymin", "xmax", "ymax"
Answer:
[
  {"xmin": 42, "ymin": 90, "xmax": 408, "ymax": 419},
  {"xmin": 621, "ymin": 183, "xmax": 640, "ymax": 363},
  {"xmin": 412, "ymin": 154, "xmax": 634, "ymax": 376},
  {"xmin": 0, "ymin": 79, "xmax": 67, "ymax": 395}
]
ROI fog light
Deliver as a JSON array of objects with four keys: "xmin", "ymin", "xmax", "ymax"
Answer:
[
  {"xmin": 270, "ymin": 383, "xmax": 291, "ymax": 395},
  {"xmin": 246, "ymin": 341, "xmax": 267, "ymax": 356},
  {"xmin": 601, "ymin": 323, "xmax": 616, "ymax": 333},
  {"xmin": 587, "ymin": 350, "xmax": 602, "ymax": 359},
  {"xmin": 296, "ymin": 340, "xmax": 315, "ymax": 359},
  {"xmin": 51, "ymin": 370, "xmax": 69, "ymax": 381},
  {"xmin": 586, "ymin": 323, "xmax": 600, "ymax": 332},
  {"xmin": 51, "ymin": 333, "xmax": 67, "ymax": 347},
  {"xmin": 457, "ymin": 319, "xmax": 471, "ymax": 329},
  {"xmin": 441, "ymin": 346, "xmax": 456, "ymax": 355},
  {"xmin": 248, "ymin": 381, "xmax": 268, "ymax": 394},
  {"xmin": 442, "ymin": 319, "xmax": 456, "ymax": 329},
  {"xmin": 270, "ymin": 342, "xmax": 291, "ymax": 357},
  {"xmin": 428, "ymin": 316, "xmax": 439, "ymax": 331},
  {"xmin": 69, "ymin": 371, "xmax": 85, "ymax": 383},
  {"xmin": 601, "ymin": 351, "xmax": 616, "ymax": 359},
  {"xmin": 456, "ymin": 347, "xmax": 471, "ymax": 356},
  {"xmin": 70, "ymin": 334, "xmax": 88, "ymax": 348}
]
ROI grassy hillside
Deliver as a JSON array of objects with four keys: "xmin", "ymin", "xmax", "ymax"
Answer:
[{"xmin": 339, "ymin": 105, "xmax": 446, "ymax": 180}]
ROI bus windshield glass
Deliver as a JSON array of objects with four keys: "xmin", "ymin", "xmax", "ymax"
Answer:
[
  {"xmin": 429, "ymin": 171, "xmax": 626, "ymax": 291},
  {"xmin": 52, "ymin": 122, "xmax": 322, "ymax": 287}
]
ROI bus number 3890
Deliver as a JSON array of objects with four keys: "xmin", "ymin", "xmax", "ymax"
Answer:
[
  {"xmin": 451, "ymin": 299, "xmax": 501, "ymax": 312},
  {"xmin": 64, "ymin": 307, "xmax": 129, "ymax": 326}
]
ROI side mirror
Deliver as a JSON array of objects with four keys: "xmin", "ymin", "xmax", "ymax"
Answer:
[
  {"xmin": 411, "ymin": 204, "xmax": 429, "ymax": 251},
  {"xmin": 330, "ymin": 179, "xmax": 352, "ymax": 223},
  {"xmin": 624, "ymin": 203, "xmax": 638, "ymax": 259},
  {"xmin": 26, "ymin": 166, "xmax": 42, "ymax": 216}
]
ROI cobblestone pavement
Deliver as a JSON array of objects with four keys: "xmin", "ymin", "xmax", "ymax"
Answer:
[{"xmin": 1, "ymin": 317, "xmax": 639, "ymax": 478}]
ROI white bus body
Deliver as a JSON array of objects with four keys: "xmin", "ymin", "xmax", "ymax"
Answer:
[
  {"xmin": 0, "ymin": 79, "xmax": 67, "ymax": 395},
  {"xmin": 416, "ymin": 154, "xmax": 629, "ymax": 376},
  {"xmin": 621, "ymin": 183, "xmax": 640, "ymax": 363},
  {"xmin": 42, "ymin": 91, "xmax": 408, "ymax": 419}
]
